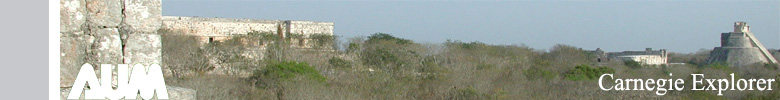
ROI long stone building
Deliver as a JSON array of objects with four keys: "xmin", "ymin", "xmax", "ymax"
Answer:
[
  {"xmin": 161, "ymin": 16, "xmax": 334, "ymax": 45},
  {"xmin": 590, "ymin": 48, "xmax": 668, "ymax": 65},
  {"xmin": 706, "ymin": 22, "xmax": 778, "ymax": 67}
]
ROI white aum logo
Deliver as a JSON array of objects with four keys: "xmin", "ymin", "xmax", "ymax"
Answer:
[{"xmin": 67, "ymin": 63, "xmax": 168, "ymax": 100}]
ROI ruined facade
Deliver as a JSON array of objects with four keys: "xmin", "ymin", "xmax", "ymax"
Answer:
[
  {"xmin": 60, "ymin": 0, "xmax": 334, "ymax": 99},
  {"xmin": 160, "ymin": 16, "xmax": 334, "ymax": 48},
  {"xmin": 591, "ymin": 48, "xmax": 668, "ymax": 65},
  {"xmin": 706, "ymin": 22, "xmax": 778, "ymax": 67}
]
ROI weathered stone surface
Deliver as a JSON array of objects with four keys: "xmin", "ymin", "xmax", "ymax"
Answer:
[
  {"xmin": 123, "ymin": 33, "xmax": 162, "ymax": 65},
  {"xmin": 160, "ymin": 16, "xmax": 335, "ymax": 43},
  {"xmin": 88, "ymin": 28, "xmax": 123, "ymax": 64},
  {"xmin": 60, "ymin": 0, "xmax": 86, "ymax": 32},
  {"xmin": 86, "ymin": 0, "xmax": 122, "ymax": 26},
  {"xmin": 289, "ymin": 21, "xmax": 335, "ymax": 35},
  {"xmin": 60, "ymin": 88, "xmax": 68, "ymax": 100},
  {"xmin": 167, "ymin": 86, "xmax": 197, "ymax": 100},
  {"xmin": 161, "ymin": 16, "xmax": 284, "ymax": 36},
  {"xmin": 707, "ymin": 47, "xmax": 768, "ymax": 67},
  {"xmin": 124, "ymin": 0, "xmax": 162, "ymax": 32},
  {"xmin": 60, "ymin": 32, "xmax": 93, "ymax": 88}
]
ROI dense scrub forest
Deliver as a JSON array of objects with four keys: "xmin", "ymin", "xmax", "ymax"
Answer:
[{"xmin": 161, "ymin": 31, "xmax": 780, "ymax": 100}]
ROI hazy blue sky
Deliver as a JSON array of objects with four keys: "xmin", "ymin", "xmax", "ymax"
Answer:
[{"xmin": 162, "ymin": 1, "xmax": 779, "ymax": 53}]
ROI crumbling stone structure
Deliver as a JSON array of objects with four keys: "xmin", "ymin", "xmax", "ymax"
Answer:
[
  {"xmin": 159, "ymin": 17, "xmax": 336, "ymax": 77},
  {"xmin": 61, "ymin": 0, "xmax": 336, "ymax": 99},
  {"xmin": 60, "ymin": 0, "xmax": 195, "ymax": 99},
  {"xmin": 162, "ymin": 16, "xmax": 333, "ymax": 37},
  {"xmin": 160, "ymin": 16, "xmax": 334, "ymax": 47},
  {"xmin": 706, "ymin": 22, "xmax": 778, "ymax": 67},
  {"xmin": 590, "ymin": 48, "xmax": 668, "ymax": 65}
]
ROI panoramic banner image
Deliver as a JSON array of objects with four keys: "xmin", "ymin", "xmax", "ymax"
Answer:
[{"xmin": 54, "ymin": 0, "xmax": 780, "ymax": 99}]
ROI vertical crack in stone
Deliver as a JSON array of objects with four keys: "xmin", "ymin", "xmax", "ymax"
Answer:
[
  {"xmin": 81, "ymin": 0, "xmax": 90, "ymax": 32},
  {"xmin": 120, "ymin": 0, "xmax": 127, "ymax": 64},
  {"xmin": 120, "ymin": 0, "xmax": 127, "ymax": 26},
  {"xmin": 120, "ymin": 34, "xmax": 126, "ymax": 64}
]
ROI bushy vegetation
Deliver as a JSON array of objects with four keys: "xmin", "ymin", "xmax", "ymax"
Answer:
[
  {"xmin": 360, "ymin": 33, "xmax": 424, "ymax": 73},
  {"xmin": 161, "ymin": 31, "xmax": 780, "ymax": 99},
  {"xmin": 366, "ymin": 33, "xmax": 412, "ymax": 44},
  {"xmin": 450, "ymin": 86, "xmax": 500, "ymax": 100},
  {"xmin": 667, "ymin": 49, "xmax": 711, "ymax": 66},
  {"xmin": 309, "ymin": 34, "xmax": 337, "ymax": 49},
  {"xmin": 253, "ymin": 61, "xmax": 327, "ymax": 83},
  {"xmin": 160, "ymin": 29, "xmax": 212, "ymax": 76},
  {"xmin": 328, "ymin": 57, "xmax": 352, "ymax": 68},
  {"xmin": 563, "ymin": 65, "xmax": 615, "ymax": 81},
  {"xmin": 706, "ymin": 62, "xmax": 731, "ymax": 71},
  {"xmin": 523, "ymin": 67, "xmax": 557, "ymax": 80}
]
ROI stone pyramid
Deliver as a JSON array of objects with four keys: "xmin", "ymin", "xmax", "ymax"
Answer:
[{"xmin": 706, "ymin": 22, "xmax": 778, "ymax": 67}]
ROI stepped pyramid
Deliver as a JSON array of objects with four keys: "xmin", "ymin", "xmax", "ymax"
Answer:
[{"xmin": 706, "ymin": 22, "xmax": 778, "ymax": 67}]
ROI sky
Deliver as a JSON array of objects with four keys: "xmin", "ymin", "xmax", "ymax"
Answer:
[{"xmin": 162, "ymin": 0, "xmax": 779, "ymax": 53}]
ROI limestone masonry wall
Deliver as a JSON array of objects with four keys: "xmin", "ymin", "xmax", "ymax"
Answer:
[
  {"xmin": 161, "ymin": 16, "xmax": 334, "ymax": 37},
  {"xmin": 590, "ymin": 48, "xmax": 668, "ymax": 65},
  {"xmin": 288, "ymin": 21, "xmax": 335, "ymax": 36},
  {"xmin": 161, "ymin": 16, "xmax": 280, "ymax": 36}
]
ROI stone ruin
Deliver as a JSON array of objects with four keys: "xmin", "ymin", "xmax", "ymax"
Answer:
[
  {"xmin": 60, "ymin": 0, "xmax": 189, "ymax": 99},
  {"xmin": 590, "ymin": 48, "xmax": 668, "ymax": 65},
  {"xmin": 160, "ymin": 16, "xmax": 335, "ymax": 48},
  {"xmin": 61, "ymin": 0, "xmax": 336, "ymax": 99},
  {"xmin": 590, "ymin": 22, "xmax": 778, "ymax": 67},
  {"xmin": 706, "ymin": 22, "xmax": 778, "ymax": 67}
]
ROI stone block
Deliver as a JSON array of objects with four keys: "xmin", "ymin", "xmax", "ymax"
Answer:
[
  {"xmin": 60, "ymin": 0, "xmax": 86, "ymax": 32},
  {"xmin": 123, "ymin": 0, "xmax": 162, "ymax": 32},
  {"xmin": 123, "ymin": 33, "xmax": 162, "ymax": 65},
  {"xmin": 86, "ymin": 0, "xmax": 122, "ymax": 26},
  {"xmin": 60, "ymin": 32, "xmax": 93, "ymax": 88},
  {"xmin": 88, "ymin": 28, "xmax": 123, "ymax": 64}
]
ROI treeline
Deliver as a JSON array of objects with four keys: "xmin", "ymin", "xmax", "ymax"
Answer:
[{"xmin": 161, "ymin": 31, "xmax": 780, "ymax": 100}]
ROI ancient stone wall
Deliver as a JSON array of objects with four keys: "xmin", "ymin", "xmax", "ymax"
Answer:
[
  {"xmin": 60, "ymin": 0, "xmax": 195, "ymax": 99},
  {"xmin": 615, "ymin": 55, "xmax": 668, "ymax": 65},
  {"xmin": 161, "ymin": 16, "xmax": 281, "ymax": 36},
  {"xmin": 589, "ymin": 48, "xmax": 668, "ymax": 65},
  {"xmin": 288, "ymin": 21, "xmax": 335, "ymax": 35},
  {"xmin": 161, "ymin": 16, "xmax": 334, "ymax": 37},
  {"xmin": 607, "ymin": 48, "xmax": 668, "ymax": 65},
  {"xmin": 720, "ymin": 33, "xmax": 752, "ymax": 47},
  {"xmin": 160, "ymin": 16, "xmax": 335, "ymax": 51},
  {"xmin": 708, "ymin": 47, "xmax": 767, "ymax": 66}
]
